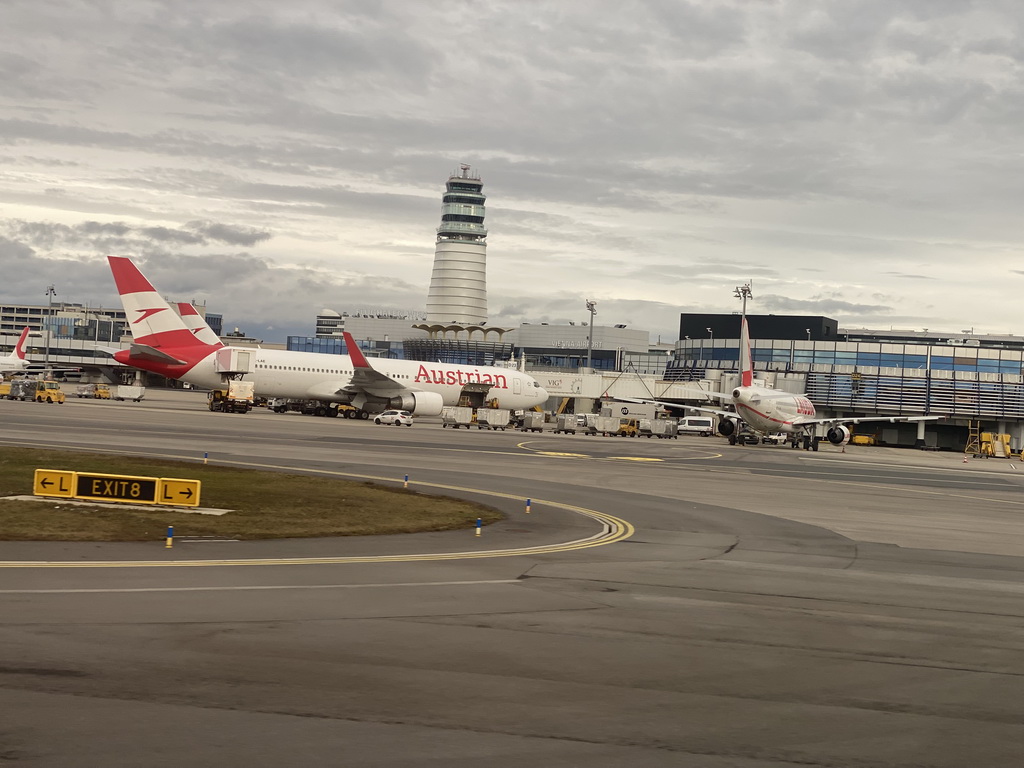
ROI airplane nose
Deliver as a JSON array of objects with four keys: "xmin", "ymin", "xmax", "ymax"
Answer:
[{"xmin": 536, "ymin": 387, "xmax": 549, "ymax": 404}]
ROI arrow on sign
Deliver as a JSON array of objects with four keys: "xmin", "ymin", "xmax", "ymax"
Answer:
[{"xmin": 39, "ymin": 478, "xmax": 70, "ymax": 491}]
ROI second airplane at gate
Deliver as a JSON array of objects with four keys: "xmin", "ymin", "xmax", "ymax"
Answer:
[
  {"xmin": 107, "ymin": 256, "xmax": 548, "ymax": 414},
  {"xmin": 631, "ymin": 315, "xmax": 938, "ymax": 450}
]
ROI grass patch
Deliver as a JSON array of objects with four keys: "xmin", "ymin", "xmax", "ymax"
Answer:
[{"xmin": 0, "ymin": 447, "xmax": 502, "ymax": 541}]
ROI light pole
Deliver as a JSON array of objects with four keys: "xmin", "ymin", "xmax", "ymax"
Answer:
[
  {"xmin": 733, "ymin": 282, "xmax": 753, "ymax": 316},
  {"xmin": 805, "ymin": 328, "xmax": 811, "ymax": 342},
  {"xmin": 706, "ymin": 327, "xmax": 713, "ymax": 361},
  {"xmin": 585, "ymin": 300, "xmax": 597, "ymax": 370},
  {"xmin": 44, "ymin": 285, "xmax": 56, "ymax": 369}
]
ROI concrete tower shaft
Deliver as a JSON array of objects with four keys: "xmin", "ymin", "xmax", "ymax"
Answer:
[{"xmin": 426, "ymin": 165, "xmax": 488, "ymax": 324}]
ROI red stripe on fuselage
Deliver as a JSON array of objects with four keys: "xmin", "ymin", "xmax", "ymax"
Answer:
[{"xmin": 736, "ymin": 402, "xmax": 794, "ymax": 429}]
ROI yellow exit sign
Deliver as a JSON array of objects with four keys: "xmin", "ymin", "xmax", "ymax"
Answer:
[{"xmin": 34, "ymin": 470, "xmax": 202, "ymax": 508}]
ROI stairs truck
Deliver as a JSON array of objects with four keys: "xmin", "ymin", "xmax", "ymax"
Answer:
[{"xmin": 208, "ymin": 381, "xmax": 255, "ymax": 413}]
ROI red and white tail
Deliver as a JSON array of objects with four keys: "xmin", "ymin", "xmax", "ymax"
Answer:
[
  {"xmin": 176, "ymin": 302, "xmax": 224, "ymax": 348},
  {"xmin": 740, "ymin": 316, "xmax": 753, "ymax": 387},
  {"xmin": 108, "ymin": 257, "xmax": 205, "ymax": 349},
  {"xmin": 12, "ymin": 326, "xmax": 29, "ymax": 360}
]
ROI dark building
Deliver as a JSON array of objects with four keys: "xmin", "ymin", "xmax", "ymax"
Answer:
[{"xmin": 680, "ymin": 314, "xmax": 838, "ymax": 342}]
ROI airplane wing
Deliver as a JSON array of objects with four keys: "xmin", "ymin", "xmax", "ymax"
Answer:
[
  {"xmin": 618, "ymin": 397, "xmax": 738, "ymax": 421},
  {"xmin": 796, "ymin": 415, "xmax": 941, "ymax": 427},
  {"xmin": 340, "ymin": 332, "xmax": 405, "ymax": 395},
  {"xmin": 123, "ymin": 344, "xmax": 187, "ymax": 366}
]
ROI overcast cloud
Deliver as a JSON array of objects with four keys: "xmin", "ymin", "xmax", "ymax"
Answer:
[{"xmin": 2, "ymin": 0, "xmax": 1024, "ymax": 342}]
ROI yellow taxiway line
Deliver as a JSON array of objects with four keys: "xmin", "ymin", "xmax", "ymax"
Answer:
[{"xmin": 0, "ymin": 457, "xmax": 635, "ymax": 568}]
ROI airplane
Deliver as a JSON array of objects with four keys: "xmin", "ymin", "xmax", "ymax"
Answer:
[
  {"xmin": 629, "ymin": 314, "xmax": 938, "ymax": 450},
  {"xmin": 0, "ymin": 326, "xmax": 81, "ymax": 378},
  {"xmin": 106, "ymin": 256, "xmax": 549, "ymax": 414},
  {"xmin": 0, "ymin": 327, "xmax": 33, "ymax": 375}
]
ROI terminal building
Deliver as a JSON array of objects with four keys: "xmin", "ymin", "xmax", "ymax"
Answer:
[{"xmin": 664, "ymin": 313, "xmax": 1024, "ymax": 450}]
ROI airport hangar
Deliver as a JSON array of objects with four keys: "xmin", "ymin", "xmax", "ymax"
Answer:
[{"xmin": 3, "ymin": 307, "xmax": 1017, "ymax": 451}]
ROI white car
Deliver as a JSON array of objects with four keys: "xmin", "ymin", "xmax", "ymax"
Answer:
[{"xmin": 374, "ymin": 409, "xmax": 414, "ymax": 426}]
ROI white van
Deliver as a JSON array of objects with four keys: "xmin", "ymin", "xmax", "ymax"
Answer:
[{"xmin": 677, "ymin": 416, "xmax": 715, "ymax": 436}]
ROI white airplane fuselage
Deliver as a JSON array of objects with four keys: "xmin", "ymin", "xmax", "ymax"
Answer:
[
  {"xmin": 128, "ymin": 345, "xmax": 549, "ymax": 411},
  {"xmin": 731, "ymin": 386, "xmax": 817, "ymax": 435}
]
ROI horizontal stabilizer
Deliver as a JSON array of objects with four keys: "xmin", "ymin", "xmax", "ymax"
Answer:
[{"xmin": 127, "ymin": 344, "xmax": 186, "ymax": 365}]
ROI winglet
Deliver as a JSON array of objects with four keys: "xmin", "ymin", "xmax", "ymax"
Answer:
[
  {"xmin": 740, "ymin": 316, "xmax": 753, "ymax": 387},
  {"xmin": 13, "ymin": 327, "xmax": 29, "ymax": 360},
  {"xmin": 343, "ymin": 331, "xmax": 370, "ymax": 369}
]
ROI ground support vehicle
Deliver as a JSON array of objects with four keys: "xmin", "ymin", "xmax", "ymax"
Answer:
[
  {"xmin": 518, "ymin": 411, "xmax": 545, "ymax": 433},
  {"xmin": 677, "ymin": 417, "xmax": 716, "ymax": 437},
  {"xmin": 727, "ymin": 425, "xmax": 761, "ymax": 446},
  {"xmin": 617, "ymin": 418, "xmax": 640, "ymax": 437},
  {"xmin": 640, "ymin": 419, "xmax": 677, "ymax": 439},
  {"xmin": 589, "ymin": 416, "xmax": 624, "ymax": 436},
  {"xmin": 441, "ymin": 406, "xmax": 475, "ymax": 428},
  {"xmin": 76, "ymin": 383, "xmax": 111, "ymax": 399},
  {"xmin": 7, "ymin": 379, "xmax": 35, "ymax": 401},
  {"xmin": 208, "ymin": 381, "xmax": 254, "ymax": 413},
  {"xmin": 33, "ymin": 381, "xmax": 66, "ymax": 404},
  {"xmin": 600, "ymin": 402, "xmax": 660, "ymax": 420},
  {"xmin": 0, "ymin": 382, "xmax": 10, "ymax": 399},
  {"xmin": 268, "ymin": 399, "xmax": 367, "ymax": 418},
  {"xmin": 476, "ymin": 408, "xmax": 510, "ymax": 430},
  {"xmin": 114, "ymin": 385, "xmax": 146, "ymax": 402},
  {"xmin": 761, "ymin": 433, "xmax": 787, "ymax": 445},
  {"xmin": 552, "ymin": 413, "xmax": 578, "ymax": 434}
]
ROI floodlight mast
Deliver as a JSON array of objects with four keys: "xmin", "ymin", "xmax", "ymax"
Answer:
[
  {"xmin": 733, "ymin": 282, "xmax": 753, "ymax": 319},
  {"xmin": 585, "ymin": 300, "xmax": 597, "ymax": 370},
  {"xmin": 43, "ymin": 285, "xmax": 56, "ymax": 369}
]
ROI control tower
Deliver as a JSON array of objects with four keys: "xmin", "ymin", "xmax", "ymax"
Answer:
[{"xmin": 425, "ymin": 165, "xmax": 488, "ymax": 324}]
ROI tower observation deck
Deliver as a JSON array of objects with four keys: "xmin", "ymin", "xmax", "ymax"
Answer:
[{"xmin": 426, "ymin": 165, "xmax": 488, "ymax": 325}]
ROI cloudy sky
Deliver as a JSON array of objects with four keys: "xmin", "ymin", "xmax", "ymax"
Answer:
[{"xmin": 3, "ymin": 0, "xmax": 1024, "ymax": 343}]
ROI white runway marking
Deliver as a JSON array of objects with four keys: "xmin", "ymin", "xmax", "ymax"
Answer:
[{"xmin": 0, "ymin": 579, "xmax": 521, "ymax": 595}]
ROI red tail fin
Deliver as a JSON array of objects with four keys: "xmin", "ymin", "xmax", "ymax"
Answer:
[
  {"xmin": 13, "ymin": 327, "xmax": 29, "ymax": 360},
  {"xmin": 740, "ymin": 316, "xmax": 753, "ymax": 387},
  {"xmin": 108, "ymin": 256, "xmax": 204, "ymax": 349}
]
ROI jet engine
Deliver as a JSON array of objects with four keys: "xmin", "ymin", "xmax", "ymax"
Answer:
[
  {"xmin": 826, "ymin": 425, "xmax": 851, "ymax": 446},
  {"xmin": 717, "ymin": 418, "xmax": 737, "ymax": 437},
  {"xmin": 389, "ymin": 390, "xmax": 444, "ymax": 416}
]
